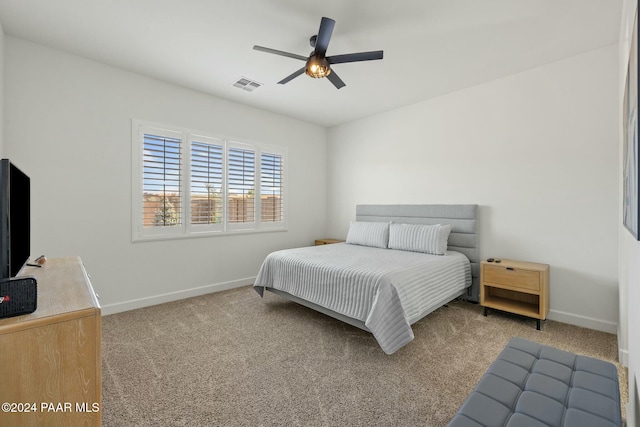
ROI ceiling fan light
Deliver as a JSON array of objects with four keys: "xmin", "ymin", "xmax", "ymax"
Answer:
[{"xmin": 305, "ymin": 57, "xmax": 331, "ymax": 78}]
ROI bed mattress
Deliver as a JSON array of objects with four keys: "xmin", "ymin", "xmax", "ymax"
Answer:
[{"xmin": 254, "ymin": 243, "xmax": 471, "ymax": 354}]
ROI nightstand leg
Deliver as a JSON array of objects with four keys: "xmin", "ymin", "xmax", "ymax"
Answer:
[
  {"xmin": 483, "ymin": 307, "xmax": 488, "ymax": 317},
  {"xmin": 536, "ymin": 319, "xmax": 541, "ymax": 330}
]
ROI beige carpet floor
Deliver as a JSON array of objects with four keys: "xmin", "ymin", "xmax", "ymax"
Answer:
[{"xmin": 102, "ymin": 286, "xmax": 627, "ymax": 427}]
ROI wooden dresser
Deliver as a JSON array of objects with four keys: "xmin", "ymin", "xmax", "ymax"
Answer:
[{"xmin": 0, "ymin": 257, "xmax": 101, "ymax": 427}]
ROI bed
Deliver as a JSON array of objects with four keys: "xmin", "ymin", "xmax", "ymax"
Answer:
[{"xmin": 254, "ymin": 204, "xmax": 480, "ymax": 354}]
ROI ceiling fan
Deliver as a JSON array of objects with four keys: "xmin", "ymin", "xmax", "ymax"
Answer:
[{"xmin": 253, "ymin": 17, "xmax": 383, "ymax": 89}]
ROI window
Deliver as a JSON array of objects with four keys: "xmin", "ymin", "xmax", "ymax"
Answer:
[
  {"xmin": 227, "ymin": 145, "xmax": 255, "ymax": 228},
  {"xmin": 261, "ymin": 152, "xmax": 284, "ymax": 223},
  {"xmin": 190, "ymin": 136, "xmax": 224, "ymax": 232},
  {"xmin": 132, "ymin": 120, "xmax": 286, "ymax": 241}
]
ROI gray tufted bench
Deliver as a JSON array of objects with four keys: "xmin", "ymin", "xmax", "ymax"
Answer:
[{"xmin": 448, "ymin": 337, "xmax": 622, "ymax": 427}]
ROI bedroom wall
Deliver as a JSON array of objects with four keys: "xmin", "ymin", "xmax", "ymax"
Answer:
[
  {"xmin": 326, "ymin": 45, "xmax": 619, "ymax": 334},
  {"xmin": 620, "ymin": 0, "xmax": 639, "ymax": 424},
  {"xmin": 3, "ymin": 37, "xmax": 328, "ymax": 313}
]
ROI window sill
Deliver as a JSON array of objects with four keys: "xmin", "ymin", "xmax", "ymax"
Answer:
[{"xmin": 131, "ymin": 226, "xmax": 288, "ymax": 243}]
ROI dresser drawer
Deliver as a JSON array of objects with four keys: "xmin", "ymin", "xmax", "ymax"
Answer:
[{"xmin": 483, "ymin": 265, "xmax": 540, "ymax": 292}]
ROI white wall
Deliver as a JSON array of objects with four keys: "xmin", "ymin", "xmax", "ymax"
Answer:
[
  {"xmin": 620, "ymin": 0, "xmax": 640, "ymax": 424},
  {"xmin": 3, "ymin": 37, "xmax": 328, "ymax": 313},
  {"xmin": 327, "ymin": 45, "xmax": 619, "ymax": 333}
]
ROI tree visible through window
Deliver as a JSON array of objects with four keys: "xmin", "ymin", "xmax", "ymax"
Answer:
[
  {"xmin": 142, "ymin": 133, "xmax": 182, "ymax": 228},
  {"xmin": 133, "ymin": 120, "xmax": 286, "ymax": 241}
]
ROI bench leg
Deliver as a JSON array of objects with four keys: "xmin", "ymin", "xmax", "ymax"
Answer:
[
  {"xmin": 536, "ymin": 319, "xmax": 541, "ymax": 330},
  {"xmin": 483, "ymin": 307, "xmax": 488, "ymax": 316}
]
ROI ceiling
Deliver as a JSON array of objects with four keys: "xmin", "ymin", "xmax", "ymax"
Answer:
[{"xmin": 0, "ymin": 0, "xmax": 623, "ymax": 127}]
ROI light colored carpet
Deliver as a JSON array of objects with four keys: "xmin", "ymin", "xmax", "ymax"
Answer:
[{"xmin": 102, "ymin": 285, "xmax": 627, "ymax": 427}]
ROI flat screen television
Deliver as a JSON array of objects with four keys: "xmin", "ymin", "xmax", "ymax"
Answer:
[{"xmin": 0, "ymin": 159, "xmax": 30, "ymax": 279}]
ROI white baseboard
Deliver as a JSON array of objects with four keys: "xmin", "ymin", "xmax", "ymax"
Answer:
[
  {"xmin": 100, "ymin": 277, "xmax": 255, "ymax": 316},
  {"xmin": 619, "ymin": 347, "xmax": 629, "ymax": 367},
  {"xmin": 547, "ymin": 309, "xmax": 618, "ymax": 334},
  {"xmin": 618, "ymin": 325, "xmax": 629, "ymax": 367}
]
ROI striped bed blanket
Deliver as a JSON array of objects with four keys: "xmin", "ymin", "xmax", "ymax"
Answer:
[{"xmin": 254, "ymin": 243, "xmax": 471, "ymax": 354}]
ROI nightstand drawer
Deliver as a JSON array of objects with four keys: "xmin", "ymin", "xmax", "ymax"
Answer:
[
  {"xmin": 315, "ymin": 238, "xmax": 345, "ymax": 246},
  {"xmin": 483, "ymin": 265, "xmax": 540, "ymax": 292}
]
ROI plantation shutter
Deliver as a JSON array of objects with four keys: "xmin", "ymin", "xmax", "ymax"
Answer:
[
  {"xmin": 227, "ymin": 145, "xmax": 255, "ymax": 225},
  {"xmin": 133, "ymin": 120, "xmax": 286, "ymax": 241},
  {"xmin": 142, "ymin": 132, "xmax": 182, "ymax": 229},
  {"xmin": 191, "ymin": 139, "xmax": 224, "ymax": 227},
  {"xmin": 260, "ymin": 152, "xmax": 284, "ymax": 223}
]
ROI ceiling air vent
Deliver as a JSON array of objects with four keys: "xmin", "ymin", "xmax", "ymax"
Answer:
[{"xmin": 233, "ymin": 77, "xmax": 262, "ymax": 92}]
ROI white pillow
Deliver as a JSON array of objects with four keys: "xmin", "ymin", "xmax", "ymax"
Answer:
[
  {"xmin": 388, "ymin": 223, "xmax": 451, "ymax": 255},
  {"xmin": 345, "ymin": 221, "xmax": 390, "ymax": 248}
]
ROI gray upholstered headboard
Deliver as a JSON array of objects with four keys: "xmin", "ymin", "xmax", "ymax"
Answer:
[{"xmin": 355, "ymin": 204, "xmax": 480, "ymax": 302}]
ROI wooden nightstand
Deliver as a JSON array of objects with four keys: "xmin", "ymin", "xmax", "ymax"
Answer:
[
  {"xmin": 314, "ymin": 238, "xmax": 345, "ymax": 246},
  {"xmin": 480, "ymin": 259, "xmax": 550, "ymax": 330}
]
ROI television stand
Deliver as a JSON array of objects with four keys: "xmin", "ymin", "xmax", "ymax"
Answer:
[{"xmin": 0, "ymin": 257, "xmax": 101, "ymax": 427}]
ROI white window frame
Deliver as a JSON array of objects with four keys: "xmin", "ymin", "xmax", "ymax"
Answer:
[
  {"xmin": 226, "ymin": 140, "xmax": 257, "ymax": 232},
  {"xmin": 258, "ymin": 144, "xmax": 287, "ymax": 230},
  {"xmin": 188, "ymin": 134, "xmax": 225, "ymax": 235},
  {"xmin": 132, "ymin": 120, "xmax": 287, "ymax": 242}
]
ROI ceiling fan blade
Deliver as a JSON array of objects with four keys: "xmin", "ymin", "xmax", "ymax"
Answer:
[
  {"xmin": 327, "ymin": 50, "xmax": 384, "ymax": 64},
  {"xmin": 278, "ymin": 67, "xmax": 306, "ymax": 85},
  {"xmin": 253, "ymin": 45, "xmax": 308, "ymax": 61},
  {"xmin": 326, "ymin": 70, "xmax": 346, "ymax": 89},
  {"xmin": 314, "ymin": 17, "xmax": 335, "ymax": 57}
]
